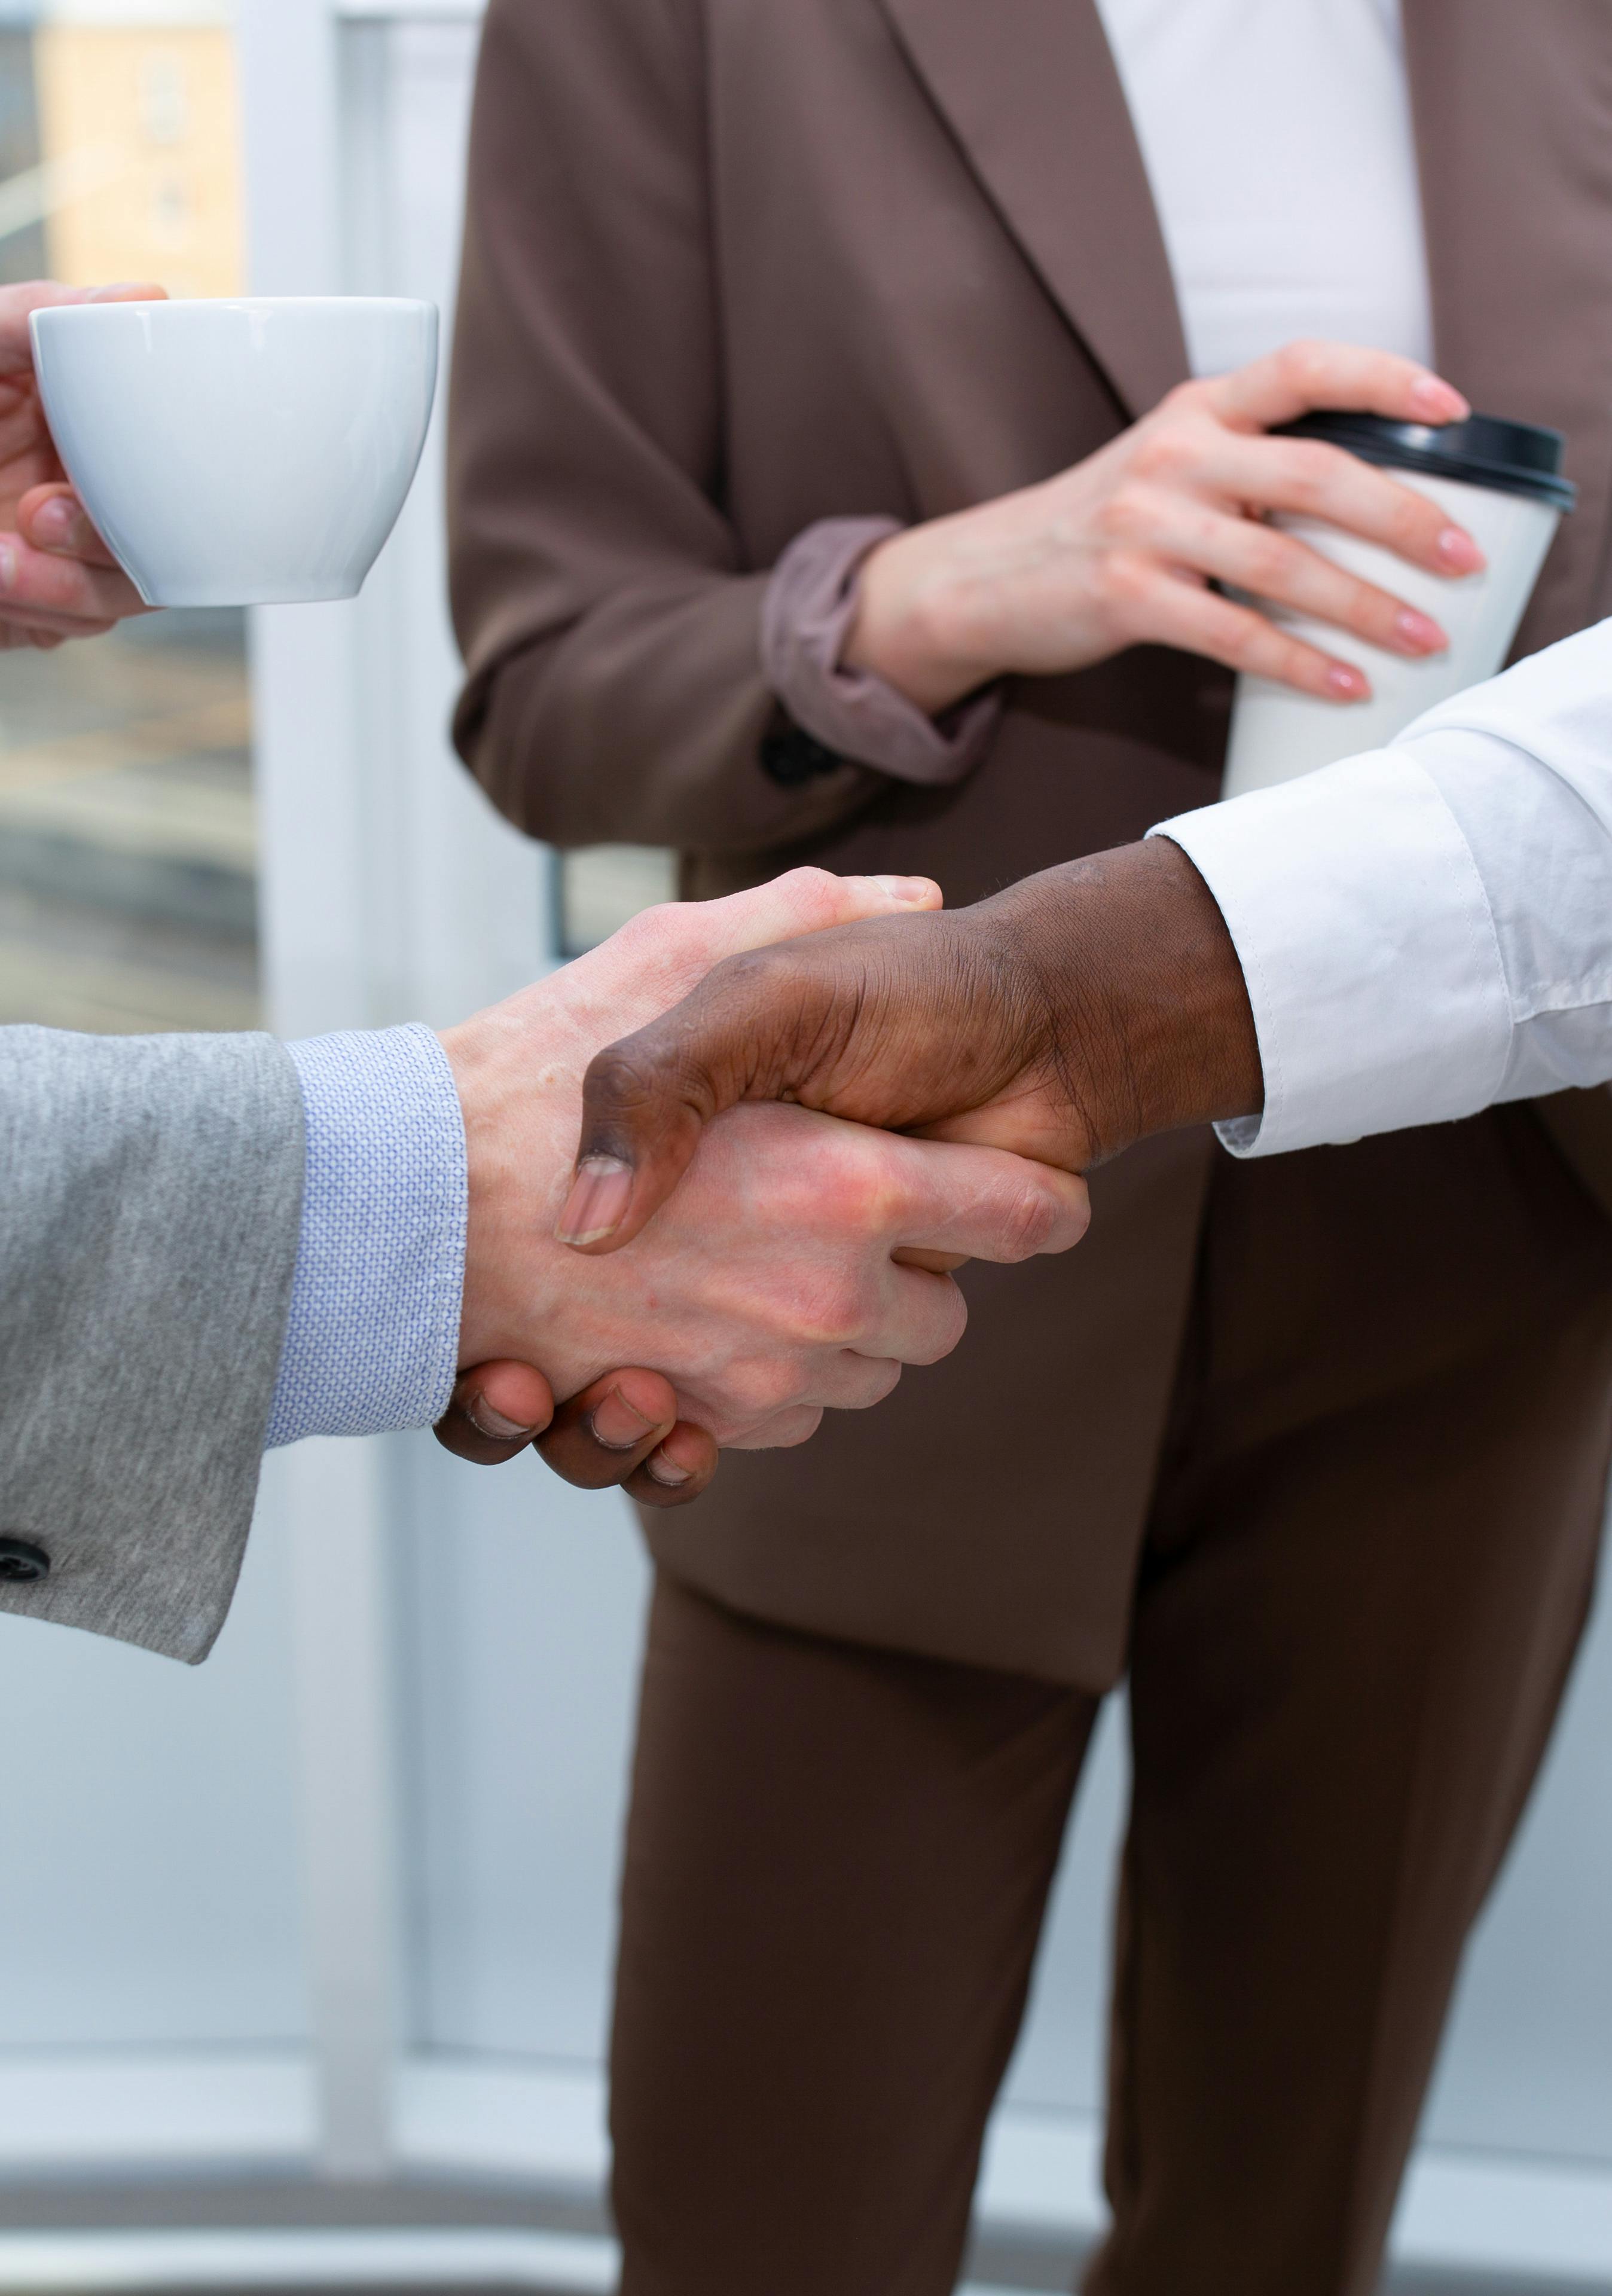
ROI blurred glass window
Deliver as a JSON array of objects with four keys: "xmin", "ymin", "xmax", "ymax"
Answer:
[{"xmin": 0, "ymin": 0, "xmax": 255, "ymax": 1036}]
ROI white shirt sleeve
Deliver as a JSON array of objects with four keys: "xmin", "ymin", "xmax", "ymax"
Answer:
[{"xmin": 1152, "ymin": 616, "xmax": 1612, "ymax": 1156}]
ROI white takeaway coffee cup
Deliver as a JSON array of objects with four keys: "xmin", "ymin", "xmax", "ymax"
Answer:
[
  {"xmin": 1222, "ymin": 411, "xmax": 1574, "ymax": 798},
  {"xmin": 29, "ymin": 296, "xmax": 439, "ymax": 609}
]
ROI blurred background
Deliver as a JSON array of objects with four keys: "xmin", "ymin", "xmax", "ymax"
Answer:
[{"xmin": 0, "ymin": 4, "xmax": 1605, "ymax": 2293}]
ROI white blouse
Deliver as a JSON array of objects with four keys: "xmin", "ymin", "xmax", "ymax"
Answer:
[{"xmin": 1092, "ymin": 0, "xmax": 1434, "ymax": 376}]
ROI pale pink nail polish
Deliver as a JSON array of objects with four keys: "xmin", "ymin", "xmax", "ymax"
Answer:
[
  {"xmin": 1394, "ymin": 608, "xmax": 1446, "ymax": 654},
  {"xmin": 556, "ymin": 1155, "xmax": 634, "ymax": 1247},
  {"xmin": 1408, "ymin": 374, "xmax": 1469, "ymax": 423},
  {"xmin": 0, "ymin": 544, "xmax": 16, "ymax": 593},
  {"xmin": 1436, "ymin": 526, "xmax": 1486, "ymax": 575},
  {"xmin": 1325, "ymin": 664, "xmax": 1369, "ymax": 701}
]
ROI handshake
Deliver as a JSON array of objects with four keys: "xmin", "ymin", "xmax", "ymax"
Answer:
[{"xmin": 433, "ymin": 840, "xmax": 1263, "ymax": 1500}]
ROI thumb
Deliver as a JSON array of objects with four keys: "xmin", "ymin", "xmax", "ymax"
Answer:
[
  {"xmin": 683, "ymin": 865, "xmax": 939, "ymax": 967},
  {"xmin": 555, "ymin": 941, "xmax": 854, "ymax": 1254}
]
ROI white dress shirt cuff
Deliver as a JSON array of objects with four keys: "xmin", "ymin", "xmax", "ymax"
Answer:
[{"xmin": 1152, "ymin": 748, "xmax": 1513, "ymax": 1157}]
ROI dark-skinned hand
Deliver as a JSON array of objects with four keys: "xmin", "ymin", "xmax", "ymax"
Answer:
[
  {"xmin": 433, "ymin": 1358, "xmax": 718, "ymax": 1507},
  {"xmin": 554, "ymin": 838, "xmax": 1265, "ymax": 1257}
]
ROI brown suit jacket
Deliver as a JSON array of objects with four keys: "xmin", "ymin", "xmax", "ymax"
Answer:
[{"xmin": 450, "ymin": 0, "xmax": 1612, "ymax": 1684}]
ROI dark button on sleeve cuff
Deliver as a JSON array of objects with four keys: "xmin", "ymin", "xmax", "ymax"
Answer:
[{"xmin": 0, "ymin": 1540, "xmax": 51, "ymax": 1583}]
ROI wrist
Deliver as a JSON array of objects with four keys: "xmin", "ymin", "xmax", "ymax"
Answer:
[
  {"xmin": 439, "ymin": 1013, "xmax": 574, "ymax": 1370},
  {"xmin": 988, "ymin": 841, "xmax": 1264, "ymax": 1163},
  {"xmin": 842, "ymin": 520, "xmax": 1007, "ymax": 716}
]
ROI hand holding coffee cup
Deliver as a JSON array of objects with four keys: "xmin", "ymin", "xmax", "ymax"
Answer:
[
  {"xmin": 0, "ymin": 278, "xmax": 165, "ymax": 651},
  {"xmin": 1221, "ymin": 410, "xmax": 1574, "ymax": 794},
  {"xmin": 839, "ymin": 340, "xmax": 1483, "ymax": 718},
  {"xmin": 28, "ymin": 295, "xmax": 438, "ymax": 610}
]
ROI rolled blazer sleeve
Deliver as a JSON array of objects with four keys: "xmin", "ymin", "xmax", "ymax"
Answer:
[
  {"xmin": 0, "ymin": 1027, "xmax": 304, "ymax": 1665},
  {"xmin": 448, "ymin": 0, "xmax": 880, "ymax": 858}
]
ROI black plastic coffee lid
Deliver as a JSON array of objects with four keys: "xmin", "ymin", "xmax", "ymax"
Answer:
[{"xmin": 1273, "ymin": 410, "xmax": 1576, "ymax": 513}]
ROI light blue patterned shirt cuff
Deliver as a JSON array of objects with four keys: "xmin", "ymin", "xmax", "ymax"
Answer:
[{"xmin": 264, "ymin": 1024, "xmax": 468, "ymax": 1448}]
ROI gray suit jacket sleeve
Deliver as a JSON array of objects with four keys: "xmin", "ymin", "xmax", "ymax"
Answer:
[{"xmin": 0, "ymin": 1026, "xmax": 306, "ymax": 1665}]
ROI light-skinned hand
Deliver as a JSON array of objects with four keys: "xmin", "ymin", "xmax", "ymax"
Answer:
[
  {"xmin": 843, "ymin": 339, "xmax": 1482, "ymax": 714},
  {"xmin": 438, "ymin": 867, "xmax": 1090, "ymax": 1460},
  {"xmin": 555, "ymin": 841, "xmax": 1262, "ymax": 1256},
  {"xmin": 0, "ymin": 279, "xmax": 166, "ymax": 651}
]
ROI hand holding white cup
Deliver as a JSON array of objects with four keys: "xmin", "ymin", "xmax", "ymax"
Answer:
[
  {"xmin": 839, "ymin": 339, "xmax": 1486, "ymax": 715},
  {"xmin": 0, "ymin": 278, "xmax": 167, "ymax": 649},
  {"xmin": 1220, "ymin": 408, "xmax": 1574, "ymax": 793},
  {"xmin": 27, "ymin": 294, "xmax": 438, "ymax": 610}
]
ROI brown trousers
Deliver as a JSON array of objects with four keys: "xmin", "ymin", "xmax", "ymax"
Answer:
[{"xmin": 610, "ymin": 1112, "xmax": 1612, "ymax": 2296}]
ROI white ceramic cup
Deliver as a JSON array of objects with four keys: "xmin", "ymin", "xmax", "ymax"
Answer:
[
  {"xmin": 29, "ymin": 296, "xmax": 439, "ymax": 609},
  {"xmin": 1222, "ymin": 415, "xmax": 1571, "ymax": 798}
]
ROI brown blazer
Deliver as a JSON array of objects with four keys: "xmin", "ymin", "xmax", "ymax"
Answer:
[{"xmin": 450, "ymin": 0, "xmax": 1612, "ymax": 1684}]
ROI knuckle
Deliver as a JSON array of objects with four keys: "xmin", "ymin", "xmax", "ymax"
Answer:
[
  {"xmin": 1095, "ymin": 482, "xmax": 1153, "ymax": 544},
  {"xmin": 841, "ymin": 1357, "xmax": 905, "ymax": 1410},
  {"xmin": 823, "ymin": 1143, "xmax": 897, "ymax": 1238},
  {"xmin": 767, "ymin": 1407, "xmax": 826, "ymax": 1451},
  {"xmin": 1276, "ymin": 337, "xmax": 1330, "ymax": 395},
  {"xmin": 909, "ymin": 1281, "xmax": 969, "ymax": 1364},
  {"xmin": 613, "ymin": 898, "xmax": 682, "ymax": 949},
  {"xmin": 1281, "ymin": 439, "xmax": 1344, "ymax": 505},
  {"xmin": 804, "ymin": 1267, "xmax": 874, "ymax": 1349},
  {"xmin": 582, "ymin": 1043, "xmax": 661, "ymax": 1118},
  {"xmin": 995, "ymin": 1177, "xmax": 1060, "ymax": 1262},
  {"xmin": 1129, "ymin": 424, "xmax": 1193, "ymax": 484},
  {"xmin": 1101, "ymin": 549, "xmax": 1157, "ymax": 611},
  {"xmin": 1244, "ymin": 526, "xmax": 1302, "ymax": 591},
  {"xmin": 772, "ymin": 864, "xmax": 844, "ymax": 928},
  {"xmin": 717, "ymin": 1358, "xmax": 800, "ymax": 1426},
  {"xmin": 1220, "ymin": 610, "xmax": 1276, "ymax": 671},
  {"xmin": 1272, "ymin": 633, "xmax": 1324, "ymax": 685},
  {"xmin": 1387, "ymin": 487, "xmax": 1442, "ymax": 552},
  {"xmin": 1155, "ymin": 379, "xmax": 1204, "ymax": 423}
]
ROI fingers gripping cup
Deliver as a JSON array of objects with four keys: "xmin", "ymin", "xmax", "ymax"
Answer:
[
  {"xmin": 29, "ymin": 297, "xmax": 439, "ymax": 609},
  {"xmin": 1222, "ymin": 411, "xmax": 1575, "ymax": 797}
]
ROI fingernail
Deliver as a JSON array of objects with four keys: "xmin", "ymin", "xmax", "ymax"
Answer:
[
  {"xmin": 87, "ymin": 282, "xmax": 155, "ymax": 301},
  {"xmin": 1437, "ymin": 526, "xmax": 1486, "ymax": 574},
  {"xmin": 1409, "ymin": 373, "xmax": 1469, "ymax": 423},
  {"xmin": 468, "ymin": 1395, "xmax": 539, "ymax": 1442},
  {"xmin": 646, "ymin": 1453, "xmax": 694, "ymax": 1488},
  {"xmin": 0, "ymin": 544, "xmax": 16, "ymax": 594},
  {"xmin": 590, "ymin": 1386, "xmax": 658, "ymax": 1451},
  {"xmin": 1394, "ymin": 607, "xmax": 1446, "ymax": 654},
  {"xmin": 32, "ymin": 499, "xmax": 81, "ymax": 549},
  {"xmin": 1325, "ymin": 663, "xmax": 1369, "ymax": 700},
  {"xmin": 868, "ymin": 874, "xmax": 937, "ymax": 906},
  {"xmin": 556, "ymin": 1155, "xmax": 633, "ymax": 1246}
]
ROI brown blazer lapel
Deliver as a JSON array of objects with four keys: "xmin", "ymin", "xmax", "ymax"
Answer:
[
  {"xmin": 1403, "ymin": 0, "xmax": 1612, "ymax": 647},
  {"xmin": 876, "ymin": 0, "xmax": 1188, "ymax": 419}
]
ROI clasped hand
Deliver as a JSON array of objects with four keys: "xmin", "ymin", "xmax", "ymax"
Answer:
[
  {"xmin": 436, "ymin": 868, "xmax": 1091, "ymax": 1497},
  {"xmin": 558, "ymin": 841, "xmax": 1263, "ymax": 1254}
]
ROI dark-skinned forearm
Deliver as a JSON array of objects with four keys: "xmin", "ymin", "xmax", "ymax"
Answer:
[{"xmin": 967, "ymin": 838, "xmax": 1264, "ymax": 1167}]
